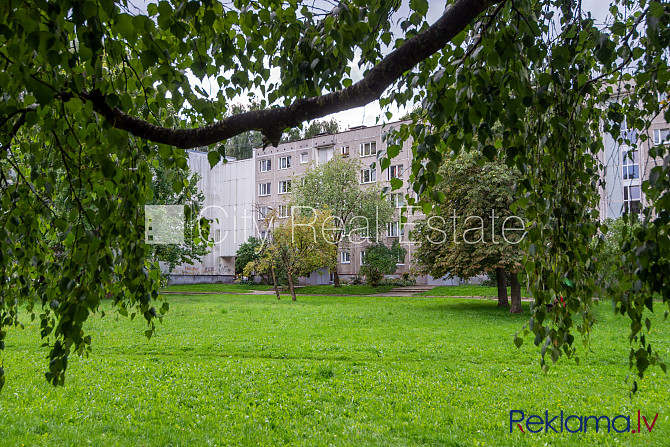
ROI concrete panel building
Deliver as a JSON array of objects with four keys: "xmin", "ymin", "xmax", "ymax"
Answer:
[
  {"xmin": 168, "ymin": 150, "xmax": 255, "ymax": 284},
  {"xmin": 600, "ymin": 91, "xmax": 669, "ymax": 219},
  {"xmin": 253, "ymin": 121, "xmax": 461, "ymax": 286}
]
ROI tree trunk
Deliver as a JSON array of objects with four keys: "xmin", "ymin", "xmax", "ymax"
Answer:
[
  {"xmin": 496, "ymin": 267, "xmax": 509, "ymax": 308},
  {"xmin": 509, "ymin": 272, "xmax": 522, "ymax": 314},
  {"xmin": 287, "ymin": 269, "xmax": 297, "ymax": 301},
  {"xmin": 333, "ymin": 269, "xmax": 340, "ymax": 287},
  {"xmin": 270, "ymin": 265, "xmax": 280, "ymax": 300}
]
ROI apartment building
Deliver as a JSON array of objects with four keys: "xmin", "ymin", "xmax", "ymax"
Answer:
[
  {"xmin": 252, "ymin": 121, "xmax": 457, "ymax": 285},
  {"xmin": 600, "ymin": 91, "xmax": 669, "ymax": 219}
]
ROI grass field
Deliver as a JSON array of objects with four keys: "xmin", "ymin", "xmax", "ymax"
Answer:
[
  {"xmin": 295, "ymin": 284, "xmax": 395, "ymax": 295},
  {"xmin": 419, "ymin": 285, "xmax": 532, "ymax": 297},
  {"xmin": 162, "ymin": 283, "xmax": 274, "ymax": 293},
  {"xmin": 1, "ymin": 294, "xmax": 668, "ymax": 446}
]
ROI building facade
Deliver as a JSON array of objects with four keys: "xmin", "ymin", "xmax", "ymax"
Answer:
[
  {"xmin": 167, "ymin": 150, "xmax": 255, "ymax": 284},
  {"xmin": 600, "ymin": 91, "xmax": 669, "ymax": 219},
  {"xmin": 252, "ymin": 121, "xmax": 459, "ymax": 286}
]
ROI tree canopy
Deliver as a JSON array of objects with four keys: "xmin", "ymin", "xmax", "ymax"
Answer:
[
  {"xmin": 414, "ymin": 151, "xmax": 525, "ymax": 311},
  {"xmin": 1, "ymin": 0, "xmax": 669, "ymax": 390},
  {"xmin": 251, "ymin": 209, "xmax": 338, "ymax": 301}
]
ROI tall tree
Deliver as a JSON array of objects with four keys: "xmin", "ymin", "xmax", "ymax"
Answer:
[
  {"xmin": 1, "ymin": 0, "xmax": 669, "ymax": 388},
  {"xmin": 291, "ymin": 154, "xmax": 394, "ymax": 286},
  {"xmin": 302, "ymin": 118, "xmax": 341, "ymax": 139},
  {"xmin": 280, "ymin": 118, "xmax": 341, "ymax": 143},
  {"xmin": 218, "ymin": 103, "xmax": 263, "ymax": 160},
  {"xmin": 414, "ymin": 151, "xmax": 525, "ymax": 312}
]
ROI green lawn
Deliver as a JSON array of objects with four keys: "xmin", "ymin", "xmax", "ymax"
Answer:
[
  {"xmin": 296, "ymin": 284, "xmax": 395, "ymax": 295},
  {"xmin": 419, "ymin": 284, "xmax": 532, "ymax": 297},
  {"xmin": 1, "ymin": 294, "xmax": 668, "ymax": 446},
  {"xmin": 161, "ymin": 283, "xmax": 273, "ymax": 293}
]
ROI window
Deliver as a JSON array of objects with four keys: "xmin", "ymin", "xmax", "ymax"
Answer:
[
  {"xmin": 360, "ymin": 141, "xmax": 377, "ymax": 157},
  {"xmin": 279, "ymin": 155, "xmax": 292, "ymax": 169},
  {"xmin": 622, "ymin": 148, "xmax": 639, "ymax": 180},
  {"xmin": 360, "ymin": 168, "xmax": 377, "ymax": 184},
  {"xmin": 659, "ymin": 91, "xmax": 669, "ymax": 104},
  {"xmin": 340, "ymin": 252, "xmax": 350, "ymax": 264},
  {"xmin": 654, "ymin": 128, "xmax": 670, "ymax": 145},
  {"xmin": 396, "ymin": 251, "xmax": 405, "ymax": 266},
  {"xmin": 387, "ymin": 222, "xmax": 403, "ymax": 237},
  {"xmin": 623, "ymin": 185, "xmax": 641, "ymax": 214},
  {"xmin": 341, "ymin": 146, "xmax": 350, "ymax": 157},
  {"xmin": 317, "ymin": 146, "xmax": 334, "ymax": 164},
  {"xmin": 259, "ymin": 159, "xmax": 271, "ymax": 172},
  {"xmin": 258, "ymin": 182, "xmax": 271, "ymax": 196},
  {"xmin": 278, "ymin": 205, "xmax": 291, "ymax": 218},
  {"xmin": 300, "ymin": 152, "xmax": 309, "ymax": 163},
  {"xmin": 390, "ymin": 193, "xmax": 404, "ymax": 208},
  {"xmin": 360, "ymin": 251, "xmax": 366, "ymax": 265},
  {"xmin": 387, "ymin": 164, "xmax": 403, "ymax": 180},
  {"xmin": 278, "ymin": 180, "xmax": 291, "ymax": 194},
  {"xmin": 257, "ymin": 206, "xmax": 269, "ymax": 220}
]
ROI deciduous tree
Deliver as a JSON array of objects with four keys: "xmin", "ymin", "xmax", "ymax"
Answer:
[
  {"xmin": 260, "ymin": 210, "xmax": 338, "ymax": 301},
  {"xmin": 414, "ymin": 151, "xmax": 525, "ymax": 312},
  {"xmin": 291, "ymin": 155, "xmax": 394, "ymax": 286},
  {"xmin": 360, "ymin": 242, "xmax": 407, "ymax": 287}
]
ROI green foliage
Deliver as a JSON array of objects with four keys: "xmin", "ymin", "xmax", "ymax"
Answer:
[
  {"xmin": 281, "ymin": 118, "xmax": 341, "ymax": 143},
  {"xmin": 2, "ymin": 294, "xmax": 669, "ymax": 445},
  {"xmin": 378, "ymin": 275, "xmax": 416, "ymax": 287},
  {"xmin": 218, "ymin": 103, "xmax": 264, "ymax": 159},
  {"xmin": 360, "ymin": 242, "xmax": 406, "ymax": 287},
  {"xmin": 234, "ymin": 236, "xmax": 262, "ymax": 275},
  {"xmin": 292, "ymin": 154, "xmax": 395, "ymax": 286},
  {"xmin": 256, "ymin": 210, "xmax": 338, "ymax": 299},
  {"xmin": 391, "ymin": 0, "xmax": 670, "ymax": 385},
  {"xmin": 414, "ymin": 151, "xmax": 524, "ymax": 279},
  {"xmin": 292, "ymin": 154, "xmax": 394, "ymax": 239},
  {"xmin": 596, "ymin": 217, "xmax": 643, "ymax": 288}
]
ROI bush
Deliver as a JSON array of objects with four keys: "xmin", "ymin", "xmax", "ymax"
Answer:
[
  {"xmin": 597, "ymin": 217, "xmax": 642, "ymax": 288},
  {"xmin": 235, "ymin": 237, "xmax": 262, "ymax": 275},
  {"xmin": 360, "ymin": 242, "xmax": 407, "ymax": 287}
]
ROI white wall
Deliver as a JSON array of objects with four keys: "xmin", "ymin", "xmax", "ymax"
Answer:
[{"xmin": 169, "ymin": 151, "xmax": 255, "ymax": 277}]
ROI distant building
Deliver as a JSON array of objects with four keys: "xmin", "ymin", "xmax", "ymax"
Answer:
[
  {"xmin": 600, "ymin": 91, "xmax": 669, "ymax": 219},
  {"xmin": 253, "ymin": 121, "xmax": 460, "ymax": 286},
  {"xmin": 167, "ymin": 150, "xmax": 255, "ymax": 284}
]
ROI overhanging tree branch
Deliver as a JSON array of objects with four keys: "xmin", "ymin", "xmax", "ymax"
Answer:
[{"xmin": 82, "ymin": 0, "xmax": 501, "ymax": 149}]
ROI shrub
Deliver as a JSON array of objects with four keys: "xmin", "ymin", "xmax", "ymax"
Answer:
[
  {"xmin": 351, "ymin": 275, "xmax": 364, "ymax": 285},
  {"xmin": 360, "ymin": 242, "xmax": 407, "ymax": 287}
]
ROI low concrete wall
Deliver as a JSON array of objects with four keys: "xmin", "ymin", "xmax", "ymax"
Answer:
[{"xmin": 168, "ymin": 274, "xmax": 235, "ymax": 285}]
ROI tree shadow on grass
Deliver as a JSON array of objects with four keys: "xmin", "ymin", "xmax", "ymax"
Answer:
[{"xmin": 420, "ymin": 300, "xmax": 531, "ymax": 322}]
